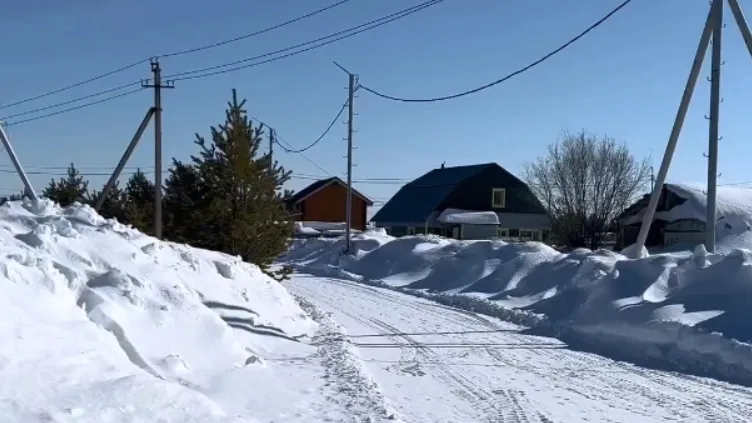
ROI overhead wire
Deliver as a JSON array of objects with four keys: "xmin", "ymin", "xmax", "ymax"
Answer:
[
  {"xmin": 2, "ymin": 88, "xmax": 145, "ymax": 126},
  {"xmin": 0, "ymin": 82, "xmax": 141, "ymax": 121},
  {"xmin": 158, "ymin": 0, "xmax": 355, "ymax": 59},
  {"xmin": 277, "ymin": 139, "xmax": 334, "ymax": 176},
  {"xmin": 0, "ymin": 0, "xmax": 355, "ymax": 110},
  {"xmin": 357, "ymin": 0, "xmax": 633, "ymax": 102},
  {"xmin": 166, "ymin": 0, "xmax": 445, "ymax": 82},
  {"xmin": 1, "ymin": 1, "xmax": 441, "ymax": 126},
  {"xmin": 0, "ymin": 61, "xmax": 147, "ymax": 111},
  {"xmin": 275, "ymin": 100, "xmax": 349, "ymax": 154}
]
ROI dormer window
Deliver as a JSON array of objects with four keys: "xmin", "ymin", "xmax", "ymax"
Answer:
[{"xmin": 491, "ymin": 188, "xmax": 506, "ymax": 208}]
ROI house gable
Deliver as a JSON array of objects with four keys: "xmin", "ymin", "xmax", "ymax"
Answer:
[
  {"xmin": 439, "ymin": 164, "xmax": 548, "ymax": 215},
  {"xmin": 288, "ymin": 177, "xmax": 373, "ymax": 206}
]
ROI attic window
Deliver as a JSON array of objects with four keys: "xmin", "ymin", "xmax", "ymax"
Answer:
[{"xmin": 491, "ymin": 188, "xmax": 506, "ymax": 208}]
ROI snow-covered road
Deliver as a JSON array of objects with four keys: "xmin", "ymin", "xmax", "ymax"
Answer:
[{"xmin": 288, "ymin": 274, "xmax": 752, "ymax": 423}]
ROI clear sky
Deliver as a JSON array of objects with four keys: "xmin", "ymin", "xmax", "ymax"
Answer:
[{"xmin": 2, "ymin": 0, "xmax": 752, "ymax": 216}]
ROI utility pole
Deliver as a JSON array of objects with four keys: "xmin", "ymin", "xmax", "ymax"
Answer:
[
  {"xmin": 650, "ymin": 165, "xmax": 655, "ymax": 191},
  {"xmin": 269, "ymin": 127, "xmax": 275, "ymax": 172},
  {"xmin": 345, "ymin": 72, "xmax": 355, "ymax": 254},
  {"xmin": 628, "ymin": 0, "xmax": 752, "ymax": 258},
  {"xmin": 142, "ymin": 58, "xmax": 174, "ymax": 240},
  {"xmin": 0, "ymin": 123, "xmax": 37, "ymax": 200},
  {"xmin": 706, "ymin": 0, "xmax": 723, "ymax": 253}
]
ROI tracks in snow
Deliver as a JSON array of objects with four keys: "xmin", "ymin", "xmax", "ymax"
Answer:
[{"xmin": 289, "ymin": 275, "xmax": 752, "ymax": 423}]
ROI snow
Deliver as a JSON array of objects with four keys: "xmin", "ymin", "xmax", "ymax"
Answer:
[
  {"xmin": 0, "ymin": 199, "xmax": 392, "ymax": 422},
  {"xmin": 282, "ymin": 231, "xmax": 752, "ymax": 388},
  {"xmin": 435, "ymin": 208, "xmax": 500, "ymax": 225},
  {"xmin": 287, "ymin": 274, "xmax": 752, "ymax": 422},
  {"xmin": 623, "ymin": 183, "xmax": 752, "ymax": 241}
]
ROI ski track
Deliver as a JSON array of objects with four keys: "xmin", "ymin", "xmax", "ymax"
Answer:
[{"xmin": 288, "ymin": 274, "xmax": 752, "ymax": 423}]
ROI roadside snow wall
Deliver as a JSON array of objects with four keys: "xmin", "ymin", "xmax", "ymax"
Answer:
[{"xmin": 282, "ymin": 232, "xmax": 752, "ymax": 387}]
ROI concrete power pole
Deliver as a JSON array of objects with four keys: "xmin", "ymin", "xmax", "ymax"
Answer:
[
  {"xmin": 706, "ymin": 0, "xmax": 723, "ymax": 253},
  {"xmin": 142, "ymin": 58, "xmax": 174, "ymax": 239},
  {"xmin": 628, "ymin": 0, "xmax": 752, "ymax": 257},
  {"xmin": 345, "ymin": 73, "xmax": 355, "ymax": 255},
  {"xmin": 269, "ymin": 127, "xmax": 275, "ymax": 171}
]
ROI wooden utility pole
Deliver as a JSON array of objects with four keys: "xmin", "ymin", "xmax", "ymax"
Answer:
[{"xmin": 142, "ymin": 58, "xmax": 174, "ymax": 239}]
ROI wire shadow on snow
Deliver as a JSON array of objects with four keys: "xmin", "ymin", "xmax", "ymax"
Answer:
[
  {"xmin": 351, "ymin": 342, "xmax": 566, "ymax": 349},
  {"xmin": 202, "ymin": 300, "xmax": 260, "ymax": 317},
  {"xmin": 203, "ymin": 300, "xmax": 303, "ymax": 343},
  {"xmin": 346, "ymin": 328, "xmax": 521, "ymax": 338}
]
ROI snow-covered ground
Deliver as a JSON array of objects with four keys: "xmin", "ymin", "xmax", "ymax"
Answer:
[
  {"xmin": 281, "ymin": 231, "xmax": 752, "ymax": 387},
  {"xmin": 0, "ymin": 199, "xmax": 392, "ymax": 422},
  {"xmin": 288, "ymin": 274, "xmax": 752, "ymax": 422}
]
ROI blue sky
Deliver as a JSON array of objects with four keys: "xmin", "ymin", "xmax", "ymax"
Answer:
[{"xmin": 2, "ymin": 0, "xmax": 752, "ymax": 215}]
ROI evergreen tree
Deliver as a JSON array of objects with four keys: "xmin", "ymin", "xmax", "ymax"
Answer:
[
  {"xmin": 0, "ymin": 192, "xmax": 24, "ymax": 206},
  {"xmin": 163, "ymin": 159, "xmax": 211, "ymax": 245},
  {"xmin": 188, "ymin": 89, "xmax": 293, "ymax": 276},
  {"xmin": 87, "ymin": 182, "xmax": 128, "ymax": 222},
  {"xmin": 42, "ymin": 163, "xmax": 89, "ymax": 206},
  {"xmin": 123, "ymin": 170, "xmax": 156, "ymax": 233}
]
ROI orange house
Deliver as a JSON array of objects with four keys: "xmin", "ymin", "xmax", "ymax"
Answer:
[{"xmin": 285, "ymin": 177, "xmax": 373, "ymax": 230}]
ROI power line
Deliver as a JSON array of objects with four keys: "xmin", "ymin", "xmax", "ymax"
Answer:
[
  {"xmin": 358, "ymin": 0, "xmax": 633, "ymax": 102},
  {"xmin": 0, "ymin": 168, "xmax": 159, "ymax": 177},
  {"xmin": 1, "ymin": 1, "xmax": 353, "ymax": 110},
  {"xmin": 3, "ymin": 88, "xmax": 145, "ymax": 126},
  {"xmin": 277, "ymin": 138, "xmax": 334, "ymax": 176},
  {"xmin": 159, "ymin": 0, "xmax": 355, "ymax": 59},
  {"xmin": 0, "ymin": 164, "xmax": 154, "ymax": 171},
  {"xmin": 275, "ymin": 100, "xmax": 349, "ymax": 154},
  {"xmin": 166, "ymin": 0, "xmax": 444, "ymax": 82},
  {"xmin": 0, "ymin": 61, "xmax": 147, "ymax": 111},
  {"xmin": 0, "ymin": 83, "xmax": 140, "ymax": 121},
  {"xmin": 2, "ymin": 1, "xmax": 441, "ymax": 126}
]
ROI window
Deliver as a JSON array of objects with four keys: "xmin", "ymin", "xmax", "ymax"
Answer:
[
  {"xmin": 491, "ymin": 188, "xmax": 506, "ymax": 208},
  {"xmin": 292, "ymin": 203, "xmax": 301, "ymax": 212},
  {"xmin": 406, "ymin": 226, "xmax": 416, "ymax": 235},
  {"xmin": 519, "ymin": 229, "xmax": 541, "ymax": 242},
  {"xmin": 497, "ymin": 228, "xmax": 509, "ymax": 238}
]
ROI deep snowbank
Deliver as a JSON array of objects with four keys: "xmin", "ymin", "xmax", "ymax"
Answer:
[
  {"xmin": 0, "ymin": 199, "xmax": 327, "ymax": 422},
  {"xmin": 282, "ymin": 232, "xmax": 752, "ymax": 386}
]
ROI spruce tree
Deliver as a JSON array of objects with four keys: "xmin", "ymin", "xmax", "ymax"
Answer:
[
  {"xmin": 190, "ymin": 89, "xmax": 293, "ymax": 276},
  {"xmin": 87, "ymin": 182, "xmax": 128, "ymax": 222},
  {"xmin": 163, "ymin": 160, "xmax": 211, "ymax": 245},
  {"xmin": 123, "ymin": 170, "xmax": 156, "ymax": 233},
  {"xmin": 42, "ymin": 163, "xmax": 89, "ymax": 206}
]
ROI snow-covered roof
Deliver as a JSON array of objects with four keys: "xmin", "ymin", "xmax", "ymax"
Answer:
[
  {"xmin": 436, "ymin": 208, "xmax": 500, "ymax": 225},
  {"xmin": 622, "ymin": 183, "xmax": 752, "ymax": 226}
]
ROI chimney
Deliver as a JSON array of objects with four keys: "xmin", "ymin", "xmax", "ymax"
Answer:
[{"xmin": 441, "ymin": 161, "xmax": 445, "ymax": 169}]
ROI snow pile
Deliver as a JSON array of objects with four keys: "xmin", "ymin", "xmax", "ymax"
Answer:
[
  {"xmin": 436, "ymin": 208, "xmax": 500, "ymax": 225},
  {"xmin": 283, "ymin": 232, "xmax": 752, "ymax": 385},
  {"xmin": 0, "ymin": 199, "xmax": 358, "ymax": 422},
  {"xmin": 624, "ymin": 183, "xmax": 752, "ymax": 241}
]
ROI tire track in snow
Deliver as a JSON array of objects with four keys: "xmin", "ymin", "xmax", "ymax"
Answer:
[
  {"xmin": 294, "ymin": 278, "xmax": 546, "ymax": 422},
  {"xmin": 293, "ymin": 282, "xmax": 500, "ymax": 421},
  {"xmin": 290, "ymin": 275, "xmax": 752, "ymax": 422}
]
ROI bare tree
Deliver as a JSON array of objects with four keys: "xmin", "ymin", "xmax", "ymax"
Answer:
[{"xmin": 525, "ymin": 130, "xmax": 651, "ymax": 250}]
